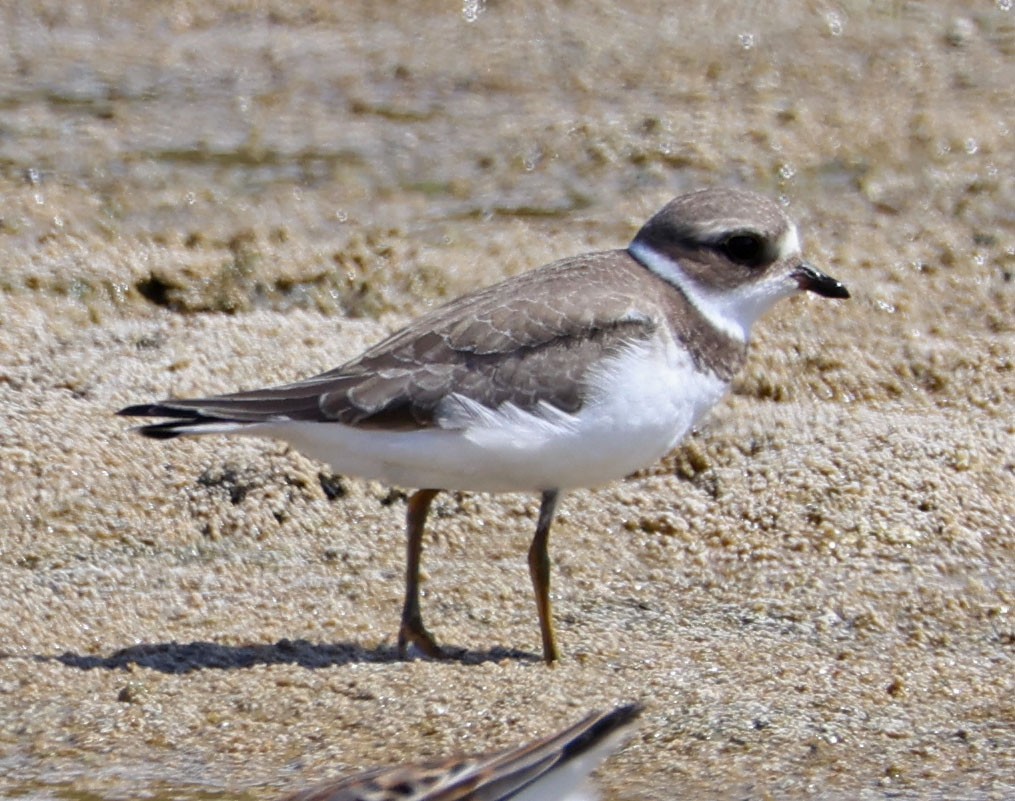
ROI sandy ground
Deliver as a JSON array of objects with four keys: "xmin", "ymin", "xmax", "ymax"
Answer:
[{"xmin": 1, "ymin": 2, "xmax": 1013, "ymax": 799}]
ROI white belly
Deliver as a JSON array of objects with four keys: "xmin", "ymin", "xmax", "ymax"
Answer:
[{"xmin": 250, "ymin": 338, "xmax": 728, "ymax": 493}]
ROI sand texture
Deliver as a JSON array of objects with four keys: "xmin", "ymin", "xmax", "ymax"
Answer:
[{"xmin": 0, "ymin": 2, "xmax": 1012, "ymax": 800}]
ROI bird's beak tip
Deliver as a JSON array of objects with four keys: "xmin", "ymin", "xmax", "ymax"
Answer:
[{"xmin": 797, "ymin": 262, "xmax": 850, "ymax": 299}]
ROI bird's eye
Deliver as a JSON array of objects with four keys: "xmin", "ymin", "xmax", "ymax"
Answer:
[{"xmin": 719, "ymin": 233, "xmax": 766, "ymax": 267}]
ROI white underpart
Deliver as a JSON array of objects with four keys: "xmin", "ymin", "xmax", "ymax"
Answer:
[
  {"xmin": 629, "ymin": 223, "xmax": 804, "ymax": 343},
  {"xmin": 207, "ymin": 334, "xmax": 728, "ymax": 493}
]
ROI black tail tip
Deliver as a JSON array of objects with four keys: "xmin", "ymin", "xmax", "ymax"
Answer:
[
  {"xmin": 118, "ymin": 402, "xmax": 206, "ymax": 429},
  {"xmin": 118, "ymin": 403, "xmax": 161, "ymax": 417},
  {"xmin": 133, "ymin": 423, "xmax": 186, "ymax": 440},
  {"xmin": 118, "ymin": 404, "xmax": 188, "ymax": 437},
  {"xmin": 599, "ymin": 702, "xmax": 644, "ymax": 730}
]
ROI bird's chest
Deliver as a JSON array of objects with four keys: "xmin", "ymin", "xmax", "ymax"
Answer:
[
  {"xmin": 567, "ymin": 336, "xmax": 731, "ymax": 475},
  {"xmin": 590, "ymin": 331, "xmax": 728, "ymax": 417}
]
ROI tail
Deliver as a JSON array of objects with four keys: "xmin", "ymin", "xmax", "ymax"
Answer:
[
  {"xmin": 117, "ymin": 403, "xmax": 243, "ymax": 439},
  {"xmin": 118, "ymin": 387, "xmax": 328, "ymax": 439}
]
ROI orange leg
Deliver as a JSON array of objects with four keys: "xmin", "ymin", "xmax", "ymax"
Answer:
[
  {"xmin": 397, "ymin": 489, "xmax": 444, "ymax": 659},
  {"xmin": 528, "ymin": 489, "xmax": 561, "ymax": 664}
]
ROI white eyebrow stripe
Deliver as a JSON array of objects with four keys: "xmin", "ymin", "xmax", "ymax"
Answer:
[{"xmin": 627, "ymin": 241, "xmax": 747, "ymax": 343}]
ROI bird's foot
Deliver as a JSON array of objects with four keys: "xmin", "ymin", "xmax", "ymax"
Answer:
[{"xmin": 397, "ymin": 617, "xmax": 444, "ymax": 660}]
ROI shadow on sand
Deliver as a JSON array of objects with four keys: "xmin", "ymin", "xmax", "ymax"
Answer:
[{"xmin": 34, "ymin": 638, "xmax": 539, "ymax": 674}]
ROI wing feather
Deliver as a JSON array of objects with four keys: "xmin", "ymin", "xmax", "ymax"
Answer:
[{"xmin": 120, "ymin": 252, "xmax": 662, "ymax": 434}]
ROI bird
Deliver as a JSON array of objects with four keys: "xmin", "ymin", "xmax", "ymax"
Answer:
[
  {"xmin": 118, "ymin": 187, "xmax": 849, "ymax": 663},
  {"xmin": 278, "ymin": 703, "xmax": 642, "ymax": 801}
]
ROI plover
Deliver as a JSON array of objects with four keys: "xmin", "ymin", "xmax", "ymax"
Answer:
[
  {"xmin": 279, "ymin": 704, "xmax": 642, "ymax": 801},
  {"xmin": 119, "ymin": 187, "xmax": 849, "ymax": 663}
]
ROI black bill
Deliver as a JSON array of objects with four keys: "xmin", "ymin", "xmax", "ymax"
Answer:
[{"xmin": 796, "ymin": 262, "xmax": 850, "ymax": 299}]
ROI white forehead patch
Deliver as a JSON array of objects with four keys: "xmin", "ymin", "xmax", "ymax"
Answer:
[{"xmin": 778, "ymin": 223, "xmax": 801, "ymax": 260}]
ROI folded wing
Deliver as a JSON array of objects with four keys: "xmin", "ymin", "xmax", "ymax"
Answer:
[{"xmin": 119, "ymin": 254, "xmax": 658, "ymax": 437}]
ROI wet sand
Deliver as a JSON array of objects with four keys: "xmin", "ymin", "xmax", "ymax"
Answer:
[{"xmin": 1, "ymin": 2, "xmax": 1013, "ymax": 799}]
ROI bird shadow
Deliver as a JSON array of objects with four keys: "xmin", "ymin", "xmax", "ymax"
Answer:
[{"xmin": 29, "ymin": 638, "xmax": 540, "ymax": 674}]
